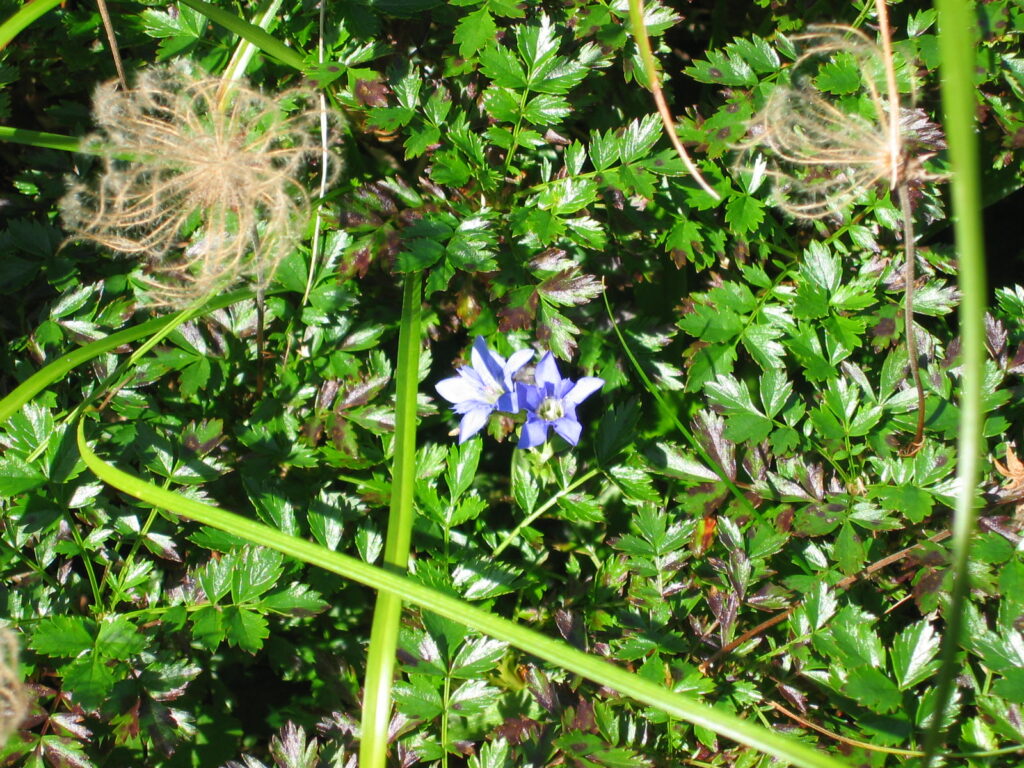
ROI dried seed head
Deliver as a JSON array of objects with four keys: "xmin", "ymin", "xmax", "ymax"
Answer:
[
  {"xmin": 737, "ymin": 25, "xmax": 942, "ymax": 220},
  {"xmin": 62, "ymin": 62, "xmax": 326, "ymax": 308},
  {"xmin": 0, "ymin": 629, "xmax": 28, "ymax": 747}
]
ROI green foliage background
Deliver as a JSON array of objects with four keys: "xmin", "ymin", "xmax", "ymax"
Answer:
[{"xmin": 1, "ymin": 0, "xmax": 1023, "ymax": 766}]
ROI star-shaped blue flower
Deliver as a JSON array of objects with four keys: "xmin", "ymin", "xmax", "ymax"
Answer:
[
  {"xmin": 435, "ymin": 336, "xmax": 534, "ymax": 443},
  {"xmin": 517, "ymin": 352, "xmax": 603, "ymax": 449}
]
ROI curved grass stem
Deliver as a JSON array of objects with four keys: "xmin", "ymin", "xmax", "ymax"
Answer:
[{"xmin": 359, "ymin": 272, "xmax": 423, "ymax": 768}]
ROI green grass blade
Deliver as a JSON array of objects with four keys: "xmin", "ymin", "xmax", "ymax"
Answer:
[
  {"xmin": 75, "ymin": 417, "xmax": 849, "ymax": 768},
  {"xmin": 221, "ymin": 0, "xmax": 287, "ymax": 85},
  {"xmin": 922, "ymin": 0, "xmax": 987, "ymax": 762},
  {"xmin": 178, "ymin": 0, "xmax": 307, "ymax": 71},
  {"xmin": 0, "ymin": 126, "xmax": 82, "ymax": 152},
  {"xmin": 0, "ymin": 0, "xmax": 62, "ymax": 50},
  {"xmin": 360, "ymin": 272, "xmax": 422, "ymax": 768},
  {"xmin": 0, "ymin": 289, "xmax": 252, "ymax": 425}
]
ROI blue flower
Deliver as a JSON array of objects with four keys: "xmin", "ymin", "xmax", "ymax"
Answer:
[
  {"xmin": 435, "ymin": 336, "xmax": 534, "ymax": 443},
  {"xmin": 517, "ymin": 352, "xmax": 603, "ymax": 449}
]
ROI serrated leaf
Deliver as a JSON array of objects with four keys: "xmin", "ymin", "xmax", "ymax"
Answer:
[
  {"xmin": 449, "ymin": 678, "xmax": 501, "ymax": 716},
  {"xmin": 446, "ymin": 439, "xmax": 482, "ymax": 502},
  {"xmin": 618, "ymin": 115, "xmax": 661, "ymax": 163},
  {"xmin": 454, "ymin": 6, "xmax": 496, "ymax": 58},
  {"xmin": 724, "ymin": 194, "xmax": 765, "ymax": 235},
  {"xmin": 63, "ymin": 653, "xmax": 116, "ymax": 711},
  {"xmin": 522, "ymin": 93, "xmax": 571, "ymax": 125},
  {"xmin": 393, "ymin": 676, "xmax": 443, "ymax": 719},
  {"xmin": 609, "ymin": 464, "xmax": 660, "ymax": 502},
  {"xmin": 269, "ymin": 723, "xmax": 320, "ymax": 768},
  {"xmin": 96, "ymin": 616, "xmax": 146, "ymax": 660},
  {"xmin": 31, "ymin": 616, "xmax": 94, "ymax": 657},
  {"xmin": 844, "ymin": 665, "xmax": 902, "ymax": 713},
  {"xmin": 479, "ymin": 43, "xmax": 527, "ymax": 89},
  {"xmin": 891, "ymin": 620, "xmax": 941, "ymax": 689},
  {"xmin": 451, "ymin": 637, "xmax": 508, "ymax": 679},
  {"xmin": 0, "ymin": 455, "xmax": 46, "ymax": 495},
  {"xmin": 231, "ymin": 547, "xmax": 285, "ymax": 603},
  {"xmin": 815, "ymin": 52, "xmax": 862, "ymax": 94},
  {"xmin": 223, "ymin": 606, "xmax": 270, "ymax": 653},
  {"xmin": 262, "ymin": 584, "xmax": 329, "ymax": 617}
]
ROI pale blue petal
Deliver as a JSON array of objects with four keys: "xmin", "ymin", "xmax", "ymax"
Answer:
[
  {"xmin": 471, "ymin": 336, "xmax": 504, "ymax": 390},
  {"xmin": 518, "ymin": 418, "xmax": 549, "ymax": 449},
  {"xmin": 564, "ymin": 377, "xmax": 604, "ymax": 406},
  {"xmin": 436, "ymin": 375, "xmax": 482, "ymax": 405},
  {"xmin": 535, "ymin": 352, "xmax": 562, "ymax": 388},
  {"xmin": 504, "ymin": 348, "xmax": 535, "ymax": 381},
  {"xmin": 458, "ymin": 406, "xmax": 491, "ymax": 443},
  {"xmin": 552, "ymin": 417, "xmax": 582, "ymax": 446}
]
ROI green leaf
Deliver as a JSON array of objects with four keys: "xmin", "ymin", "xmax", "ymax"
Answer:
[
  {"xmin": 446, "ymin": 439, "xmax": 482, "ymax": 502},
  {"xmin": 191, "ymin": 605, "xmax": 226, "ymax": 650},
  {"xmin": 684, "ymin": 49, "xmax": 757, "ymax": 86},
  {"xmin": 845, "ymin": 665, "xmax": 902, "ymax": 714},
  {"xmin": 454, "ymin": 6, "xmax": 496, "ymax": 58},
  {"xmin": 868, "ymin": 484, "xmax": 935, "ymax": 524},
  {"xmin": 451, "ymin": 637, "xmax": 508, "ymax": 679},
  {"xmin": 393, "ymin": 675, "xmax": 443, "ymax": 719},
  {"xmin": 618, "ymin": 115, "xmax": 661, "ymax": 164},
  {"xmin": 223, "ymin": 605, "xmax": 270, "ymax": 653},
  {"xmin": 833, "ymin": 522, "xmax": 866, "ymax": 575},
  {"xmin": 511, "ymin": 450, "xmax": 539, "ymax": 515},
  {"xmin": 231, "ymin": 547, "xmax": 285, "ymax": 603},
  {"xmin": 706, "ymin": 374, "xmax": 773, "ymax": 443},
  {"xmin": 31, "ymin": 616, "xmax": 94, "ymax": 657},
  {"xmin": 449, "ymin": 678, "xmax": 501, "ymax": 716},
  {"xmin": 479, "ymin": 43, "xmax": 527, "ymax": 88},
  {"xmin": 815, "ymin": 52, "xmax": 862, "ymax": 95},
  {"xmin": 262, "ymin": 583, "xmax": 329, "ymax": 617},
  {"xmin": 724, "ymin": 194, "xmax": 765, "ymax": 235},
  {"xmin": 63, "ymin": 653, "xmax": 117, "ymax": 710},
  {"xmin": 522, "ymin": 92, "xmax": 571, "ymax": 125},
  {"xmin": 96, "ymin": 616, "xmax": 146, "ymax": 660},
  {"xmin": 891, "ymin": 620, "xmax": 941, "ymax": 690},
  {"xmin": 0, "ymin": 455, "xmax": 46, "ymax": 495}
]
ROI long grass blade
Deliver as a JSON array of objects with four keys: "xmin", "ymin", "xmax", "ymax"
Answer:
[
  {"xmin": 360, "ymin": 272, "xmax": 423, "ymax": 768},
  {"xmin": 177, "ymin": 0, "xmax": 306, "ymax": 71},
  {"xmin": 0, "ymin": 289, "xmax": 252, "ymax": 424},
  {"xmin": 75, "ymin": 416, "xmax": 849, "ymax": 768},
  {"xmin": 0, "ymin": 0, "xmax": 63, "ymax": 51},
  {"xmin": 922, "ymin": 0, "xmax": 987, "ymax": 762}
]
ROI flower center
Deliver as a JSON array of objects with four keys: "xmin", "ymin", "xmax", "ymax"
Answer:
[{"xmin": 537, "ymin": 396, "xmax": 564, "ymax": 421}]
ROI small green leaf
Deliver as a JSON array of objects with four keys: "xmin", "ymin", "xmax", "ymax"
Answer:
[
  {"xmin": 724, "ymin": 194, "xmax": 765, "ymax": 235},
  {"xmin": 891, "ymin": 620, "xmax": 941, "ymax": 689},
  {"xmin": 31, "ymin": 616, "xmax": 94, "ymax": 657},
  {"xmin": 454, "ymin": 6, "xmax": 496, "ymax": 58},
  {"xmin": 0, "ymin": 455, "xmax": 46, "ymax": 495},
  {"xmin": 223, "ymin": 605, "xmax": 270, "ymax": 653}
]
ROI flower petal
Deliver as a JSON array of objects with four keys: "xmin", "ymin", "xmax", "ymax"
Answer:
[
  {"xmin": 504, "ymin": 348, "xmax": 535, "ymax": 380},
  {"xmin": 458, "ymin": 406, "xmax": 491, "ymax": 443},
  {"xmin": 552, "ymin": 417, "xmax": 582, "ymax": 446},
  {"xmin": 534, "ymin": 352, "xmax": 563, "ymax": 388},
  {"xmin": 564, "ymin": 376, "xmax": 604, "ymax": 407},
  {"xmin": 471, "ymin": 336, "xmax": 505, "ymax": 390},
  {"xmin": 436, "ymin": 375, "xmax": 482, "ymax": 405},
  {"xmin": 517, "ymin": 417, "xmax": 550, "ymax": 449},
  {"xmin": 517, "ymin": 383, "xmax": 543, "ymax": 411}
]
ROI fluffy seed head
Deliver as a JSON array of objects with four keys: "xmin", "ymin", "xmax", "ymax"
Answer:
[
  {"xmin": 61, "ymin": 62, "xmax": 323, "ymax": 307},
  {"xmin": 738, "ymin": 25, "xmax": 941, "ymax": 219},
  {"xmin": 0, "ymin": 629, "xmax": 27, "ymax": 747}
]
